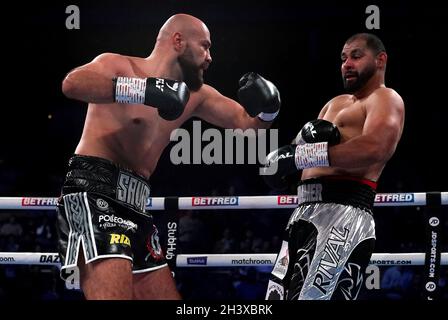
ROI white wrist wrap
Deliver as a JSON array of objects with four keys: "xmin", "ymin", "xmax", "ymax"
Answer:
[
  {"xmin": 115, "ymin": 77, "xmax": 146, "ymax": 104},
  {"xmin": 257, "ymin": 109, "xmax": 279, "ymax": 122},
  {"xmin": 295, "ymin": 142, "xmax": 329, "ymax": 169}
]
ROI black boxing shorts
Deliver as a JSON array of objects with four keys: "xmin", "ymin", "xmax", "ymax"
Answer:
[
  {"xmin": 56, "ymin": 154, "xmax": 166, "ymax": 280},
  {"xmin": 266, "ymin": 176, "xmax": 377, "ymax": 300}
]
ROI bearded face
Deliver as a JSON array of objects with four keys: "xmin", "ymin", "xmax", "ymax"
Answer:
[
  {"xmin": 342, "ymin": 59, "xmax": 376, "ymax": 93},
  {"xmin": 178, "ymin": 45, "xmax": 204, "ymax": 91}
]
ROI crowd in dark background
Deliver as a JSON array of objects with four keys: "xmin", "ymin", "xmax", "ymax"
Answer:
[{"xmin": 0, "ymin": 0, "xmax": 447, "ymax": 300}]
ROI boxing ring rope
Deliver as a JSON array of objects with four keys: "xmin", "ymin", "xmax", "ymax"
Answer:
[
  {"xmin": 1, "ymin": 191, "xmax": 448, "ymax": 210},
  {"xmin": 1, "ymin": 252, "xmax": 445, "ymax": 267},
  {"xmin": 0, "ymin": 192, "xmax": 447, "ymax": 267}
]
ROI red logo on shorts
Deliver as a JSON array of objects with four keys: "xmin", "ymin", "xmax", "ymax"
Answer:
[{"xmin": 145, "ymin": 227, "xmax": 164, "ymax": 261}]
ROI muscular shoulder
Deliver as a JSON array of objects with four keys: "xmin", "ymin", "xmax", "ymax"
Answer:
[
  {"xmin": 369, "ymin": 87, "xmax": 404, "ymax": 110},
  {"xmin": 196, "ymin": 83, "xmax": 221, "ymax": 96},
  {"xmin": 192, "ymin": 83, "xmax": 222, "ymax": 103},
  {"xmin": 92, "ymin": 52, "xmax": 127, "ymax": 64},
  {"xmin": 319, "ymin": 94, "xmax": 352, "ymax": 116},
  {"xmin": 180, "ymin": 84, "xmax": 216, "ymax": 112},
  {"xmin": 91, "ymin": 53, "xmax": 134, "ymax": 72},
  {"xmin": 327, "ymin": 94, "xmax": 352, "ymax": 106},
  {"xmin": 373, "ymin": 87, "xmax": 403, "ymax": 101}
]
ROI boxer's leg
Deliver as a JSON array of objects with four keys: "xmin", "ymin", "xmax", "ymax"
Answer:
[
  {"xmin": 132, "ymin": 266, "xmax": 181, "ymax": 299},
  {"xmin": 266, "ymin": 215, "xmax": 318, "ymax": 300},
  {"xmin": 131, "ymin": 220, "xmax": 181, "ymax": 300},
  {"xmin": 57, "ymin": 191, "xmax": 137, "ymax": 299},
  {"xmin": 78, "ymin": 252, "xmax": 134, "ymax": 299},
  {"xmin": 331, "ymin": 237, "xmax": 375, "ymax": 300},
  {"xmin": 286, "ymin": 220, "xmax": 319, "ymax": 300}
]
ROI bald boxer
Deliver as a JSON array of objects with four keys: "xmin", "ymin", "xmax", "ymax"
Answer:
[
  {"xmin": 57, "ymin": 14, "xmax": 280, "ymax": 300},
  {"xmin": 264, "ymin": 33, "xmax": 404, "ymax": 300}
]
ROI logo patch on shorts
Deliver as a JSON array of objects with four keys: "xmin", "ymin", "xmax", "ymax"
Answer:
[
  {"xmin": 98, "ymin": 214, "xmax": 138, "ymax": 233},
  {"xmin": 265, "ymin": 280, "xmax": 284, "ymax": 300},
  {"xmin": 272, "ymin": 241, "xmax": 289, "ymax": 280},
  {"xmin": 96, "ymin": 198, "xmax": 109, "ymax": 211},
  {"xmin": 145, "ymin": 227, "xmax": 164, "ymax": 261},
  {"xmin": 109, "ymin": 233, "xmax": 131, "ymax": 247}
]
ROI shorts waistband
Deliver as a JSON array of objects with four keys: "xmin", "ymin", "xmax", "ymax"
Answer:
[
  {"xmin": 297, "ymin": 176, "xmax": 376, "ymax": 212},
  {"xmin": 62, "ymin": 154, "xmax": 150, "ymax": 212}
]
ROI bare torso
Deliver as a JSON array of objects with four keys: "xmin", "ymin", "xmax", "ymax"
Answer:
[
  {"xmin": 75, "ymin": 56, "xmax": 206, "ymax": 178},
  {"xmin": 301, "ymin": 90, "xmax": 388, "ymax": 182}
]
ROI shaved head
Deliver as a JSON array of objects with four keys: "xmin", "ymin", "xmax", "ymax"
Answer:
[
  {"xmin": 157, "ymin": 14, "xmax": 210, "ymax": 43},
  {"xmin": 152, "ymin": 14, "xmax": 212, "ymax": 91}
]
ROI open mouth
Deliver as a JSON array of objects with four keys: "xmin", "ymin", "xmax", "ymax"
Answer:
[{"xmin": 344, "ymin": 74, "xmax": 357, "ymax": 80}]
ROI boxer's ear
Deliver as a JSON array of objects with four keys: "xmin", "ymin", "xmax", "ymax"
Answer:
[
  {"xmin": 173, "ymin": 32, "xmax": 185, "ymax": 53},
  {"xmin": 376, "ymin": 51, "xmax": 387, "ymax": 70}
]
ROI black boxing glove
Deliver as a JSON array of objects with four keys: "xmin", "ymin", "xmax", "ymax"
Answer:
[
  {"xmin": 237, "ymin": 72, "xmax": 281, "ymax": 121},
  {"xmin": 290, "ymin": 120, "xmax": 340, "ymax": 170},
  {"xmin": 261, "ymin": 145, "xmax": 298, "ymax": 190},
  {"xmin": 113, "ymin": 77, "xmax": 190, "ymax": 121},
  {"xmin": 261, "ymin": 120, "xmax": 340, "ymax": 190},
  {"xmin": 295, "ymin": 119, "xmax": 341, "ymax": 146},
  {"xmin": 262, "ymin": 142, "xmax": 333, "ymax": 190}
]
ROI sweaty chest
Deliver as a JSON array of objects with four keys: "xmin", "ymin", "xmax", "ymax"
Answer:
[{"xmin": 324, "ymin": 101, "xmax": 366, "ymax": 140}]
